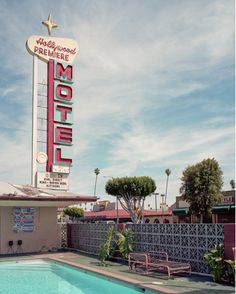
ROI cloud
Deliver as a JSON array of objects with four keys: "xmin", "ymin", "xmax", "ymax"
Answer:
[
  {"xmin": 0, "ymin": 0, "xmax": 234, "ymax": 208},
  {"xmin": 107, "ymin": 124, "xmax": 233, "ymax": 164}
]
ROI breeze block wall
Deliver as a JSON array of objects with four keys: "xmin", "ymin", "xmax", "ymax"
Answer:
[
  {"xmin": 127, "ymin": 223, "xmax": 224, "ymax": 274},
  {"xmin": 70, "ymin": 223, "xmax": 117, "ymax": 255},
  {"xmin": 69, "ymin": 223, "xmax": 226, "ymax": 274}
]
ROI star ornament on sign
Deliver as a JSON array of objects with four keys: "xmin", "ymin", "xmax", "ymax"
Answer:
[{"xmin": 42, "ymin": 14, "xmax": 58, "ymax": 35}]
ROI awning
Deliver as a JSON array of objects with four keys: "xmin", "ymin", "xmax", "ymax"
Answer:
[
  {"xmin": 211, "ymin": 205, "xmax": 233, "ymax": 214},
  {"xmin": 172, "ymin": 208, "xmax": 189, "ymax": 216},
  {"xmin": 230, "ymin": 205, "xmax": 235, "ymax": 211}
]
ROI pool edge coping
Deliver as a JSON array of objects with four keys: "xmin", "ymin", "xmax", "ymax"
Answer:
[{"xmin": 48, "ymin": 256, "xmax": 177, "ymax": 294}]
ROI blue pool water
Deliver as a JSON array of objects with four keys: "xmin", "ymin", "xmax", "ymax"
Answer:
[{"xmin": 0, "ymin": 259, "xmax": 154, "ymax": 294}]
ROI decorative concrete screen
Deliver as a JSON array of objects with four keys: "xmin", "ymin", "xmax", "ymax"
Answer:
[
  {"xmin": 127, "ymin": 223, "xmax": 224, "ymax": 273},
  {"xmin": 69, "ymin": 223, "xmax": 224, "ymax": 274},
  {"xmin": 57, "ymin": 223, "xmax": 68, "ymax": 248},
  {"xmin": 70, "ymin": 223, "xmax": 117, "ymax": 255}
]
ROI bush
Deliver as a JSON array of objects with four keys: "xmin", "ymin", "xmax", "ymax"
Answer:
[
  {"xmin": 116, "ymin": 228, "xmax": 134, "ymax": 259},
  {"xmin": 99, "ymin": 227, "xmax": 114, "ymax": 266},
  {"xmin": 63, "ymin": 207, "xmax": 84, "ymax": 221},
  {"xmin": 224, "ymin": 259, "xmax": 235, "ymax": 284},
  {"xmin": 204, "ymin": 244, "xmax": 224, "ymax": 283}
]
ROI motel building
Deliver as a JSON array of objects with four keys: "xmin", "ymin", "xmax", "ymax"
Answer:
[
  {"xmin": 81, "ymin": 200, "xmax": 173, "ymax": 224},
  {"xmin": 172, "ymin": 190, "xmax": 235, "ymax": 223},
  {"xmin": 83, "ymin": 190, "xmax": 236, "ymax": 225},
  {"xmin": 0, "ymin": 182, "xmax": 96, "ymax": 254},
  {"xmin": 0, "ymin": 16, "xmax": 97, "ymax": 255}
]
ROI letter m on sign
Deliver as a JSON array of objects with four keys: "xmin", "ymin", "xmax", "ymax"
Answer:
[{"xmin": 54, "ymin": 62, "xmax": 73, "ymax": 83}]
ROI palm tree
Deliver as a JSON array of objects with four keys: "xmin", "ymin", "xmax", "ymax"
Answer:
[
  {"xmin": 94, "ymin": 168, "xmax": 100, "ymax": 196},
  {"xmin": 230, "ymin": 179, "xmax": 235, "ymax": 190},
  {"xmin": 164, "ymin": 169, "xmax": 171, "ymax": 205}
]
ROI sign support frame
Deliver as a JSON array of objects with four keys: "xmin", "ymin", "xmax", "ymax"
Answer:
[{"xmin": 31, "ymin": 55, "xmax": 38, "ymax": 187}]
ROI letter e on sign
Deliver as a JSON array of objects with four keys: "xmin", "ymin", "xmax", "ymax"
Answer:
[{"xmin": 55, "ymin": 126, "xmax": 72, "ymax": 144}]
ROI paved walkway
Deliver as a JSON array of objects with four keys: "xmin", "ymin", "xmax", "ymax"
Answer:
[
  {"xmin": 1, "ymin": 251, "xmax": 235, "ymax": 293},
  {"xmin": 53, "ymin": 251, "xmax": 235, "ymax": 294}
]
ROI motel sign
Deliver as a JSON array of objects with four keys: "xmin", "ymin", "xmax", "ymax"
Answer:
[{"xmin": 26, "ymin": 15, "xmax": 78, "ymax": 190}]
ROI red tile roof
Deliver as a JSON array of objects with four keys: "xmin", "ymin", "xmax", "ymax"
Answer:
[
  {"xmin": 144, "ymin": 210, "xmax": 172, "ymax": 216},
  {"xmin": 84, "ymin": 209, "xmax": 172, "ymax": 219},
  {"xmin": 85, "ymin": 209, "xmax": 130, "ymax": 219}
]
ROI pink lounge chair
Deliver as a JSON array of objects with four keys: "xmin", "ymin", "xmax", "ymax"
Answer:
[
  {"xmin": 128, "ymin": 251, "xmax": 191, "ymax": 278},
  {"xmin": 128, "ymin": 252, "xmax": 149, "ymax": 271}
]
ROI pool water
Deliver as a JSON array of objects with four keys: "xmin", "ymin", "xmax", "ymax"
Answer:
[{"xmin": 0, "ymin": 259, "xmax": 151, "ymax": 294}]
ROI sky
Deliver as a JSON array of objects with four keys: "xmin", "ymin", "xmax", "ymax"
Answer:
[{"xmin": 0, "ymin": 0, "xmax": 235, "ymax": 210}]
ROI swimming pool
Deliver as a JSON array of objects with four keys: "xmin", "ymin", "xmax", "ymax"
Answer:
[{"xmin": 0, "ymin": 259, "xmax": 159, "ymax": 294}]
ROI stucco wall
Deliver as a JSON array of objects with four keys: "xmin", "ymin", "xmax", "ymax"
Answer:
[
  {"xmin": 224, "ymin": 223, "xmax": 235, "ymax": 260},
  {"xmin": 0, "ymin": 206, "xmax": 58, "ymax": 254},
  {"xmin": 143, "ymin": 215, "xmax": 174, "ymax": 224}
]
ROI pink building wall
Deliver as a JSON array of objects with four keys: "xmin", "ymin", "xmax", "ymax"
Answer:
[{"xmin": 224, "ymin": 223, "xmax": 235, "ymax": 260}]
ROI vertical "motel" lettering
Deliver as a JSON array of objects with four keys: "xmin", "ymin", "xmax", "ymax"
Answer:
[{"xmin": 47, "ymin": 60, "xmax": 74, "ymax": 172}]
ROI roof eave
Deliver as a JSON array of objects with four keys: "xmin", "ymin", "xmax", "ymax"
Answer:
[{"xmin": 0, "ymin": 195, "xmax": 97, "ymax": 207}]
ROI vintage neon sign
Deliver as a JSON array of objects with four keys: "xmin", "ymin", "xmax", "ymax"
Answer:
[{"xmin": 26, "ymin": 30, "xmax": 78, "ymax": 176}]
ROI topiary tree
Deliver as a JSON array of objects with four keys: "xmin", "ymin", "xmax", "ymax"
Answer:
[
  {"xmin": 105, "ymin": 176, "xmax": 156, "ymax": 223},
  {"xmin": 63, "ymin": 207, "xmax": 84, "ymax": 222},
  {"xmin": 180, "ymin": 158, "xmax": 223, "ymax": 223}
]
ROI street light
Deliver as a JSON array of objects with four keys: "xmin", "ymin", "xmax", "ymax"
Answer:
[{"xmin": 103, "ymin": 175, "xmax": 119, "ymax": 224}]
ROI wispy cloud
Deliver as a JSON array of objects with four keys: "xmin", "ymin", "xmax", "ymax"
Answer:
[{"xmin": 0, "ymin": 0, "xmax": 234, "ymax": 207}]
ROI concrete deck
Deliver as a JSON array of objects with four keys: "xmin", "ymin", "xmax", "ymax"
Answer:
[{"xmin": 0, "ymin": 251, "xmax": 235, "ymax": 294}]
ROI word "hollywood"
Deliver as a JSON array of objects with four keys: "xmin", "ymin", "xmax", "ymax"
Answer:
[{"xmin": 34, "ymin": 38, "xmax": 77, "ymax": 62}]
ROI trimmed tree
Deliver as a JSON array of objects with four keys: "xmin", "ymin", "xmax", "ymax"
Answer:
[
  {"xmin": 63, "ymin": 207, "xmax": 84, "ymax": 221},
  {"xmin": 105, "ymin": 176, "xmax": 156, "ymax": 223},
  {"xmin": 180, "ymin": 158, "xmax": 223, "ymax": 223}
]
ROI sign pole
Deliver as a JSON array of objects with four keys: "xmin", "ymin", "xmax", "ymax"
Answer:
[{"xmin": 31, "ymin": 55, "xmax": 38, "ymax": 187}]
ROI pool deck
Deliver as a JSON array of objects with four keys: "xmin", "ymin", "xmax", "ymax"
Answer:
[{"xmin": 0, "ymin": 251, "xmax": 235, "ymax": 294}]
